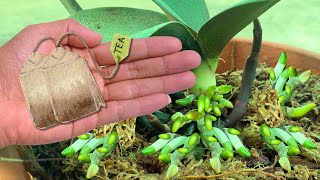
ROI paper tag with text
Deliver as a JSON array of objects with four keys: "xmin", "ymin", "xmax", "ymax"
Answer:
[{"xmin": 110, "ymin": 33, "xmax": 132, "ymax": 63}]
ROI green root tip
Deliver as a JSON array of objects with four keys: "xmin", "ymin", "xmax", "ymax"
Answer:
[
  {"xmin": 166, "ymin": 164, "xmax": 179, "ymax": 179},
  {"xmin": 279, "ymin": 157, "xmax": 291, "ymax": 172},
  {"xmin": 107, "ymin": 132, "xmax": 118, "ymax": 145},
  {"xmin": 77, "ymin": 133, "xmax": 91, "ymax": 140},
  {"xmin": 220, "ymin": 150, "xmax": 233, "ymax": 159},
  {"xmin": 204, "ymin": 116, "xmax": 213, "ymax": 131},
  {"xmin": 142, "ymin": 146, "xmax": 156, "ymax": 155},
  {"xmin": 188, "ymin": 133, "xmax": 199, "ymax": 147},
  {"xmin": 204, "ymin": 96, "xmax": 211, "ymax": 112},
  {"xmin": 279, "ymin": 95, "xmax": 286, "ymax": 105},
  {"xmin": 186, "ymin": 110, "xmax": 203, "ymax": 120},
  {"xmin": 228, "ymin": 128, "xmax": 241, "ymax": 135},
  {"xmin": 299, "ymin": 70, "xmax": 311, "ymax": 82},
  {"xmin": 78, "ymin": 154, "xmax": 91, "ymax": 163},
  {"xmin": 175, "ymin": 95, "xmax": 195, "ymax": 106},
  {"xmin": 178, "ymin": 147, "xmax": 189, "ymax": 154},
  {"xmin": 279, "ymin": 51, "xmax": 287, "ymax": 64},
  {"xmin": 288, "ymin": 126, "xmax": 301, "ymax": 132},
  {"xmin": 261, "ymin": 124, "xmax": 271, "ymax": 137},
  {"xmin": 158, "ymin": 154, "xmax": 171, "ymax": 163},
  {"xmin": 212, "ymin": 94, "xmax": 223, "ymax": 101},
  {"xmin": 288, "ymin": 66, "xmax": 297, "ymax": 77},
  {"xmin": 159, "ymin": 133, "xmax": 171, "ymax": 140},
  {"xmin": 61, "ymin": 147, "xmax": 75, "ymax": 156},
  {"xmin": 97, "ymin": 146, "xmax": 109, "ymax": 153},
  {"xmin": 213, "ymin": 105, "xmax": 221, "ymax": 116},
  {"xmin": 285, "ymin": 103, "xmax": 316, "ymax": 118},
  {"xmin": 216, "ymin": 85, "xmax": 232, "ymax": 94},
  {"xmin": 206, "ymin": 136, "xmax": 218, "ymax": 142},
  {"xmin": 197, "ymin": 94, "xmax": 205, "ymax": 113},
  {"xmin": 303, "ymin": 139, "xmax": 317, "ymax": 149},
  {"xmin": 285, "ymin": 84, "xmax": 291, "ymax": 95},
  {"xmin": 172, "ymin": 119, "xmax": 183, "ymax": 133},
  {"xmin": 270, "ymin": 69, "xmax": 276, "ymax": 80},
  {"xmin": 237, "ymin": 147, "xmax": 251, "ymax": 158},
  {"xmin": 269, "ymin": 139, "xmax": 281, "ymax": 145},
  {"xmin": 287, "ymin": 147, "xmax": 300, "ymax": 156},
  {"xmin": 86, "ymin": 164, "xmax": 99, "ymax": 179},
  {"xmin": 171, "ymin": 112, "xmax": 183, "ymax": 121},
  {"xmin": 210, "ymin": 157, "xmax": 221, "ymax": 174}
]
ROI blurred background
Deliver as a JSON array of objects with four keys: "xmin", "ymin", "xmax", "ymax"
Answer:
[{"xmin": 0, "ymin": 0, "xmax": 319, "ymax": 53}]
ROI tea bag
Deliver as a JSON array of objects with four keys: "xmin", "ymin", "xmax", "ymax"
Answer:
[{"xmin": 19, "ymin": 32, "xmax": 131, "ymax": 129}]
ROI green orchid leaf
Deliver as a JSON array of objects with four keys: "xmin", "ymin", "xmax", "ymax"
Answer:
[
  {"xmin": 153, "ymin": 0, "xmax": 210, "ymax": 33},
  {"xmin": 70, "ymin": 7, "xmax": 168, "ymax": 42},
  {"xmin": 197, "ymin": 0, "xmax": 280, "ymax": 59},
  {"xmin": 132, "ymin": 22, "xmax": 202, "ymax": 53}
]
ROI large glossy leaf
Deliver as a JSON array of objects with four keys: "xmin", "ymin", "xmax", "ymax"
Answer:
[
  {"xmin": 197, "ymin": 0, "xmax": 280, "ymax": 59},
  {"xmin": 70, "ymin": 7, "xmax": 168, "ymax": 42},
  {"xmin": 153, "ymin": 0, "xmax": 210, "ymax": 33},
  {"xmin": 132, "ymin": 22, "xmax": 202, "ymax": 54}
]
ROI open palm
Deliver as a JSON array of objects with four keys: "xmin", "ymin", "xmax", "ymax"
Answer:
[{"xmin": 0, "ymin": 19, "xmax": 200, "ymax": 148}]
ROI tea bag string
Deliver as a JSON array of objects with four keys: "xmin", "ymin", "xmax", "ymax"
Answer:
[
  {"xmin": 33, "ymin": 36, "xmax": 57, "ymax": 53},
  {"xmin": 56, "ymin": 32, "xmax": 119, "ymax": 79}
]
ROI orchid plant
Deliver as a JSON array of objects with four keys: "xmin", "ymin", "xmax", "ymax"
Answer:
[
  {"xmin": 59, "ymin": 0, "xmax": 317, "ymax": 179},
  {"xmin": 258, "ymin": 52, "xmax": 317, "ymax": 172}
]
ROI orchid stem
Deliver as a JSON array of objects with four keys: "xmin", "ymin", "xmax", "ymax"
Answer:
[
  {"xmin": 225, "ymin": 19, "xmax": 262, "ymax": 127},
  {"xmin": 60, "ymin": 0, "xmax": 82, "ymax": 14}
]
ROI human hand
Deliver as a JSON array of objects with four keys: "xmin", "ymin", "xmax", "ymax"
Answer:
[{"xmin": 0, "ymin": 19, "xmax": 200, "ymax": 148}]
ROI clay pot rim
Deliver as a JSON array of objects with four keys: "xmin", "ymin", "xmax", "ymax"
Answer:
[
  {"xmin": 233, "ymin": 38, "xmax": 320, "ymax": 59},
  {"xmin": 219, "ymin": 38, "xmax": 320, "ymax": 74}
]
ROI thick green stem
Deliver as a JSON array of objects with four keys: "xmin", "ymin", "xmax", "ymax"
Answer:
[
  {"xmin": 60, "ymin": 0, "xmax": 82, "ymax": 14},
  {"xmin": 191, "ymin": 57, "xmax": 219, "ymax": 95}
]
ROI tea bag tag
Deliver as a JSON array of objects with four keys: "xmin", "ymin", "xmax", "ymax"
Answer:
[{"xmin": 110, "ymin": 33, "xmax": 132, "ymax": 63}]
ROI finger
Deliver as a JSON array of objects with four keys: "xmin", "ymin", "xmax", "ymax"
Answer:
[
  {"xmin": 92, "ymin": 36, "xmax": 182, "ymax": 65},
  {"xmin": 103, "ymin": 50, "xmax": 201, "ymax": 85},
  {"xmin": 38, "ymin": 18, "xmax": 102, "ymax": 48},
  {"xmin": 103, "ymin": 71, "xmax": 196, "ymax": 101}
]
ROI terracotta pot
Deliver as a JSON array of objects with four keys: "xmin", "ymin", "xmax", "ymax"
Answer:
[{"xmin": 218, "ymin": 38, "xmax": 320, "ymax": 74}]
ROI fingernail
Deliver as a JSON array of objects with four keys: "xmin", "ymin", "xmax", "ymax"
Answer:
[{"xmin": 167, "ymin": 95, "xmax": 172, "ymax": 104}]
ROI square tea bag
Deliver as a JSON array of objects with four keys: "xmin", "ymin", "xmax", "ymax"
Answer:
[{"xmin": 20, "ymin": 47, "xmax": 106, "ymax": 129}]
